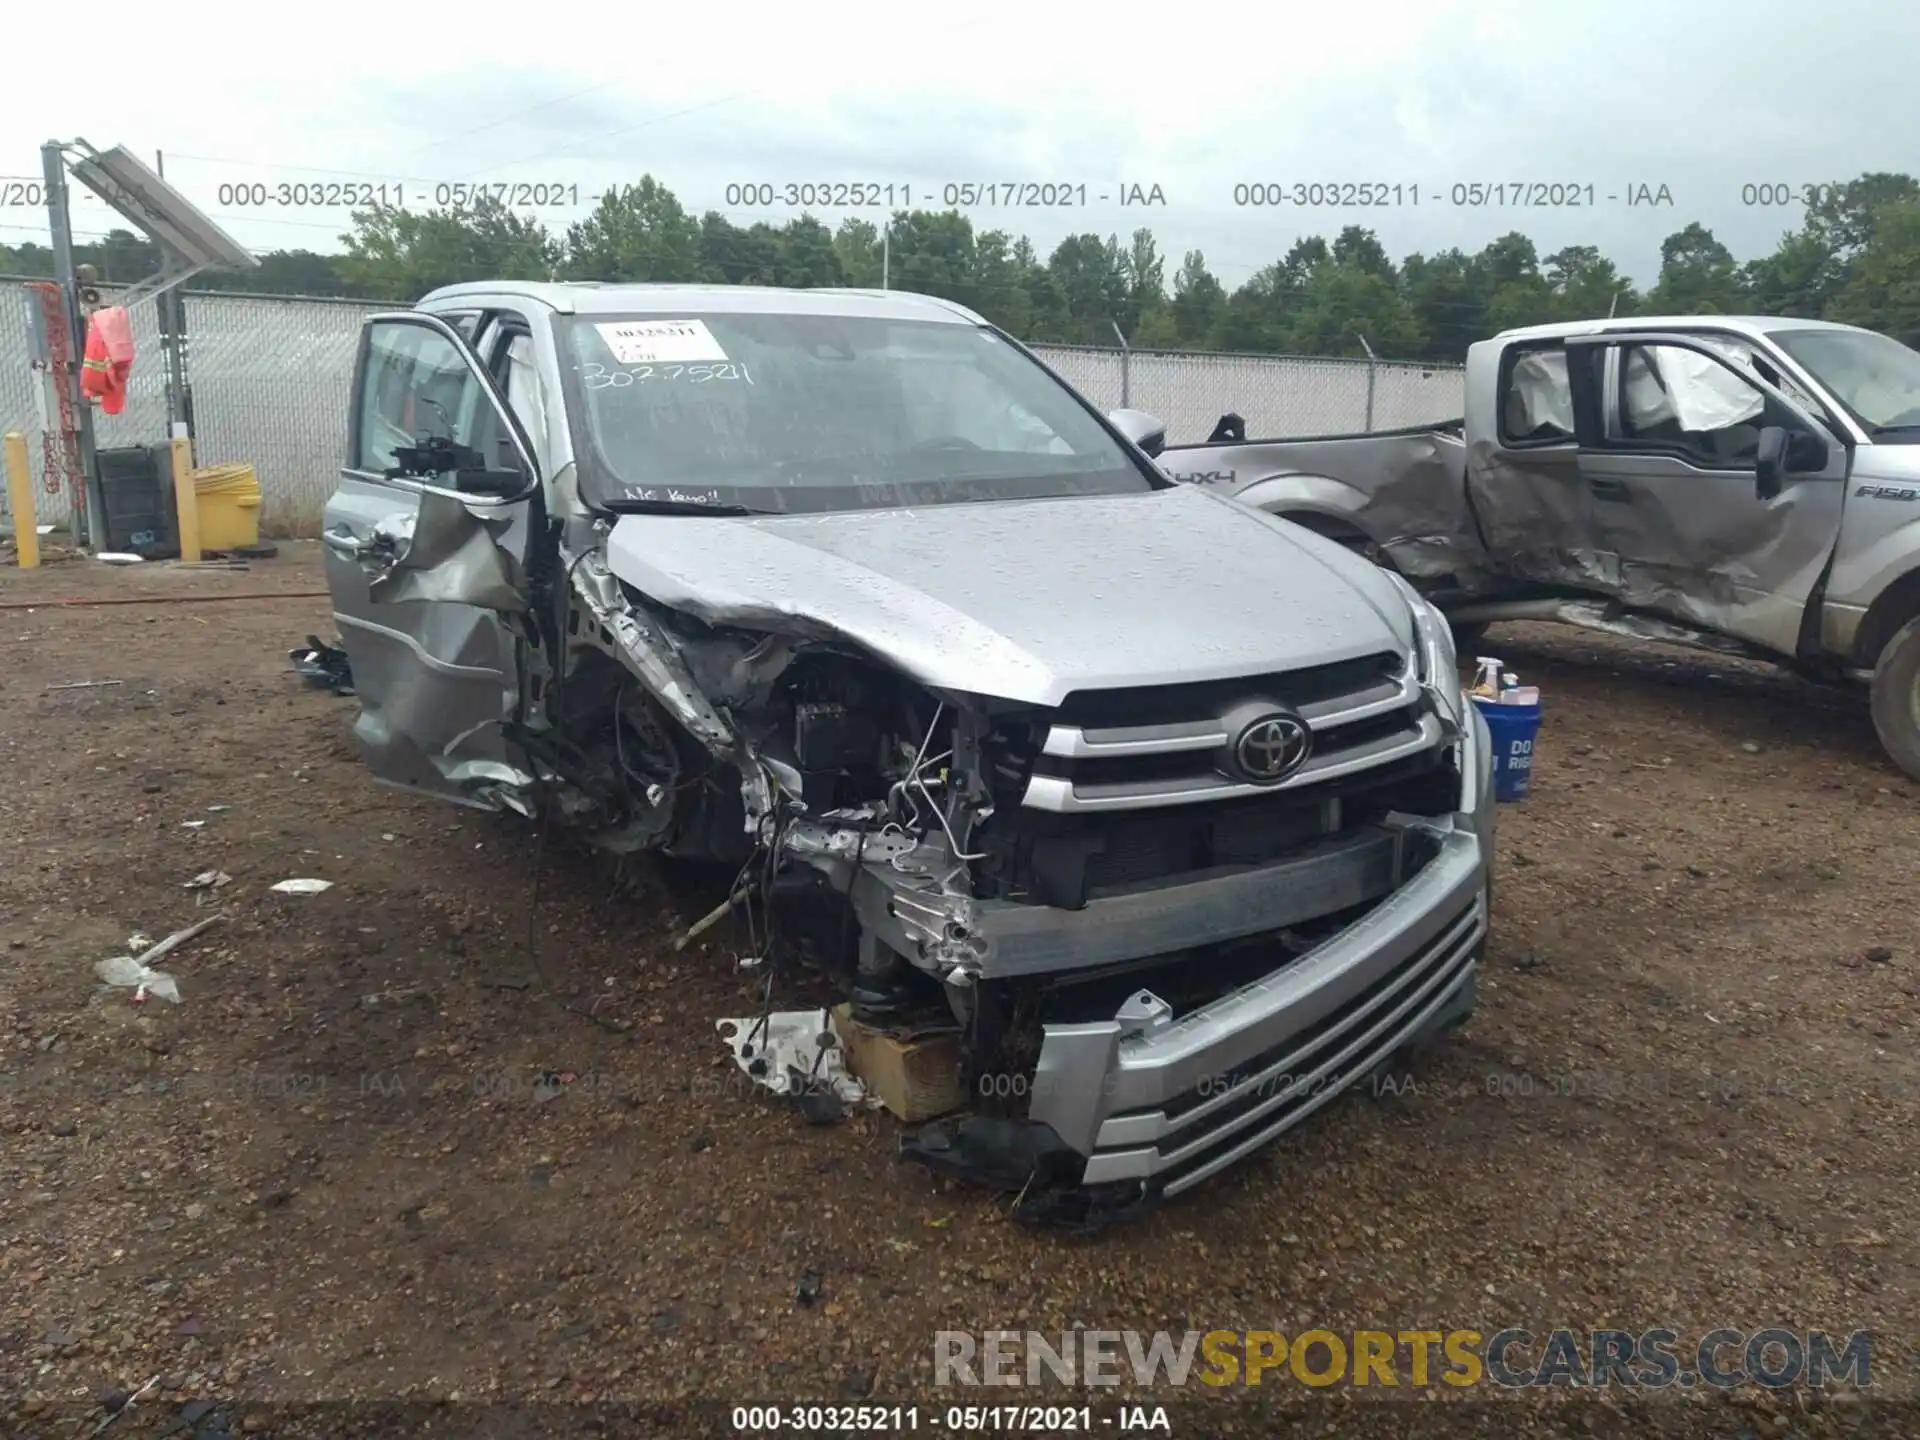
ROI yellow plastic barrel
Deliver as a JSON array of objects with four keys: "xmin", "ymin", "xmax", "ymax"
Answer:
[{"xmin": 190, "ymin": 462, "xmax": 261, "ymax": 551}]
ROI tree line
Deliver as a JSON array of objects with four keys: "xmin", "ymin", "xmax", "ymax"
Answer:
[{"xmin": 3, "ymin": 171, "xmax": 1917, "ymax": 363}]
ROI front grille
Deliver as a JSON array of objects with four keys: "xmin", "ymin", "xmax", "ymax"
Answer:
[
  {"xmin": 975, "ymin": 646, "xmax": 1452, "ymax": 907},
  {"xmin": 1054, "ymin": 651, "xmax": 1404, "ymax": 729},
  {"xmin": 1018, "ymin": 649, "xmax": 1436, "ymax": 817}
]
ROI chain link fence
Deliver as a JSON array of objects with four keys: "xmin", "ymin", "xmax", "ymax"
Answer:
[
  {"xmin": 1035, "ymin": 344, "xmax": 1466, "ymax": 443},
  {"xmin": 1, "ymin": 278, "xmax": 1465, "ymax": 538}
]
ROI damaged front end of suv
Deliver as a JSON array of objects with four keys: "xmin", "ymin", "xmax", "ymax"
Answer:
[{"xmin": 319, "ymin": 284, "xmax": 1494, "ymax": 1226}]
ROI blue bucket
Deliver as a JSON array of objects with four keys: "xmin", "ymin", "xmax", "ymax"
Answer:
[{"xmin": 1474, "ymin": 695, "xmax": 1542, "ymax": 802}]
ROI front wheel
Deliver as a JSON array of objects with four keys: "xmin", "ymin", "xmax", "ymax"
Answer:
[{"xmin": 1869, "ymin": 616, "xmax": 1920, "ymax": 781}]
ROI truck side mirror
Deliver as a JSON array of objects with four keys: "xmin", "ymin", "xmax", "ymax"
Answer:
[
  {"xmin": 1756, "ymin": 425, "xmax": 1829, "ymax": 501},
  {"xmin": 1109, "ymin": 408, "xmax": 1167, "ymax": 458},
  {"xmin": 1787, "ymin": 428, "xmax": 1829, "ymax": 472},
  {"xmin": 1755, "ymin": 426, "xmax": 1787, "ymax": 500}
]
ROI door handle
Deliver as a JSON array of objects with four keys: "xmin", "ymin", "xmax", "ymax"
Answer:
[
  {"xmin": 322, "ymin": 528, "xmax": 365, "ymax": 558},
  {"xmin": 1588, "ymin": 477, "xmax": 1632, "ymax": 503}
]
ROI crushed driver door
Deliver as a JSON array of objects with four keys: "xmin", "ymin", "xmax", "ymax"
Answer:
[
  {"xmin": 322, "ymin": 311, "xmax": 544, "ymax": 807},
  {"xmin": 1564, "ymin": 331, "xmax": 1850, "ymax": 657}
]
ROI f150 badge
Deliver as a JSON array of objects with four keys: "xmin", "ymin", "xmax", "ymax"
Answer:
[{"xmin": 1855, "ymin": 483, "xmax": 1919, "ymax": 500}]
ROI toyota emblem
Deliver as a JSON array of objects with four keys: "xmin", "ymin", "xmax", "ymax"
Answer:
[{"xmin": 1232, "ymin": 712, "xmax": 1312, "ymax": 783}]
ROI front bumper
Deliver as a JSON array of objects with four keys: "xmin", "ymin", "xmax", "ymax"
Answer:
[{"xmin": 902, "ymin": 704, "xmax": 1495, "ymax": 1209}]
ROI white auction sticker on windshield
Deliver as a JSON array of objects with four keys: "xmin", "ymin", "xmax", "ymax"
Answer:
[{"xmin": 594, "ymin": 319, "xmax": 729, "ymax": 365}]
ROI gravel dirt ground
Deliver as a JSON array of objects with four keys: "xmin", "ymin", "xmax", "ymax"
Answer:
[{"xmin": 2, "ymin": 544, "xmax": 1917, "ymax": 1439}]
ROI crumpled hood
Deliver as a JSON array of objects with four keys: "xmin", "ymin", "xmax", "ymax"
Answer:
[{"xmin": 604, "ymin": 484, "xmax": 1412, "ymax": 708}]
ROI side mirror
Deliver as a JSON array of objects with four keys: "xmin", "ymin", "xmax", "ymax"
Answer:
[
  {"xmin": 1755, "ymin": 426, "xmax": 1786, "ymax": 500},
  {"xmin": 1755, "ymin": 425, "xmax": 1829, "ymax": 501},
  {"xmin": 1109, "ymin": 407, "xmax": 1167, "ymax": 458},
  {"xmin": 1787, "ymin": 428, "xmax": 1829, "ymax": 471}
]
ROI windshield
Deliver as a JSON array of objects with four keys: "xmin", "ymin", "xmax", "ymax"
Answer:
[
  {"xmin": 1769, "ymin": 327, "xmax": 1920, "ymax": 436},
  {"xmin": 559, "ymin": 311, "xmax": 1155, "ymax": 513}
]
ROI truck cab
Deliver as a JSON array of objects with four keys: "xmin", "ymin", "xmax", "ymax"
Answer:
[{"xmin": 1160, "ymin": 316, "xmax": 1920, "ymax": 779}]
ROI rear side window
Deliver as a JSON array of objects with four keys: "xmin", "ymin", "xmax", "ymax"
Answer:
[
  {"xmin": 1498, "ymin": 345, "xmax": 1574, "ymax": 445},
  {"xmin": 353, "ymin": 320, "xmax": 505, "ymax": 474}
]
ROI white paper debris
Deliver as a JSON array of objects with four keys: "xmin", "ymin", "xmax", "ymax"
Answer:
[
  {"xmin": 716, "ymin": 1009, "xmax": 875, "ymax": 1107},
  {"xmin": 270, "ymin": 878, "xmax": 332, "ymax": 895},
  {"xmin": 594, "ymin": 319, "xmax": 728, "ymax": 365},
  {"xmin": 95, "ymin": 552, "xmax": 144, "ymax": 565},
  {"xmin": 184, "ymin": 870, "xmax": 232, "ymax": 890},
  {"xmin": 96, "ymin": 953, "xmax": 181, "ymax": 1004},
  {"xmin": 179, "ymin": 820, "xmax": 205, "ymax": 830}
]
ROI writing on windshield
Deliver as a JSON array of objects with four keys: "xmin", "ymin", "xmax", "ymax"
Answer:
[{"xmin": 562, "ymin": 310, "xmax": 1149, "ymax": 513}]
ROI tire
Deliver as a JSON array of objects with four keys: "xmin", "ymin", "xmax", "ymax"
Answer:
[{"xmin": 1869, "ymin": 616, "xmax": 1920, "ymax": 781}]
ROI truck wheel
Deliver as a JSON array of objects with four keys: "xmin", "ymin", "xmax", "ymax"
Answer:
[{"xmin": 1870, "ymin": 616, "xmax": 1920, "ymax": 781}]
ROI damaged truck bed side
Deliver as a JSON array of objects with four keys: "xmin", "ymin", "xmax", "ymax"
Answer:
[
  {"xmin": 318, "ymin": 281, "xmax": 1494, "ymax": 1223},
  {"xmin": 1162, "ymin": 316, "xmax": 1920, "ymax": 780}
]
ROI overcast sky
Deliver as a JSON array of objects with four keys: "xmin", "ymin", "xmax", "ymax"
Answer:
[{"xmin": 4, "ymin": 0, "xmax": 1916, "ymax": 288}]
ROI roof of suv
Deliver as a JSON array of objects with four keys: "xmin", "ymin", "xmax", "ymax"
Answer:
[{"xmin": 415, "ymin": 280, "xmax": 987, "ymax": 326}]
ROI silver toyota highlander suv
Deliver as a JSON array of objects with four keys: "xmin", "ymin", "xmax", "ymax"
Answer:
[{"xmin": 318, "ymin": 281, "xmax": 1495, "ymax": 1222}]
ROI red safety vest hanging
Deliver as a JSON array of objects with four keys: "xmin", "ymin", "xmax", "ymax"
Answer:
[{"xmin": 81, "ymin": 305, "xmax": 135, "ymax": 415}]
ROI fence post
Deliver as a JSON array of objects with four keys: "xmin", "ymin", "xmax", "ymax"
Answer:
[
  {"xmin": 1110, "ymin": 321, "xmax": 1131, "ymax": 408},
  {"xmin": 4, "ymin": 432, "xmax": 38, "ymax": 568},
  {"xmin": 1356, "ymin": 333, "xmax": 1378, "ymax": 430},
  {"xmin": 171, "ymin": 436, "xmax": 200, "ymax": 563}
]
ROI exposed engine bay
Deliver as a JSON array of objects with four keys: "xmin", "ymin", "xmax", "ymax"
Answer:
[
  {"xmin": 523, "ymin": 548, "xmax": 1028, "ymax": 1067},
  {"xmin": 442, "ymin": 543, "xmax": 1475, "ymax": 1226}
]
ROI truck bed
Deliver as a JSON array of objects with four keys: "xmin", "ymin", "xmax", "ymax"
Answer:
[{"xmin": 1157, "ymin": 419, "xmax": 1501, "ymax": 594}]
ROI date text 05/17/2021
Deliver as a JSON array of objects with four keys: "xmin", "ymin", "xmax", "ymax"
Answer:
[
  {"xmin": 728, "ymin": 1404, "xmax": 1172, "ymax": 1432},
  {"xmin": 1229, "ymin": 181, "xmax": 1676, "ymax": 207},
  {"xmin": 721, "ymin": 182, "xmax": 1167, "ymax": 209}
]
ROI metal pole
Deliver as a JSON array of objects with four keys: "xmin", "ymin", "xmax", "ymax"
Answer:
[
  {"xmin": 156, "ymin": 151, "xmax": 187, "ymax": 437},
  {"xmin": 43, "ymin": 141, "xmax": 103, "ymax": 548},
  {"xmin": 1608, "ymin": 290, "xmax": 1620, "ymax": 318},
  {"xmin": 1357, "ymin": 333, "xmax": 1377, "ymax": 431},
  {"xmin": 881, "ymin": 227, "xmax": 889, "ymax": 291},
  {"xmin": 1111, "ymin": 320, "xmax": 1130, "ymax": 408}
]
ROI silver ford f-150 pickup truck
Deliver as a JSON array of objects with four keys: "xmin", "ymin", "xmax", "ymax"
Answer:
[
  {"xmin": 318, "ymin": 281, "xmax": 1494, "ymax": 1221},
  {"xmin": 1162, "ymin": 316, "xmax": 1920, "ymax": 780}
]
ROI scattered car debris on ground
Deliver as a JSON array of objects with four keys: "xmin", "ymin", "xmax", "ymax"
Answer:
[
  {"xmin": 289, "ymin": 634, "xmax": 354, "ymax": 694},
  {"xmin": 93, "ymin": 913, "xmax": 226, "ymax": 1005},
  {"xmin": 44, "ymin": 679, "xmax": 123, "ymax": 691},
  {"xmin": 94, "ymin": 952, "xmax": 182, "ymax": 1004},
  {"xmin": 183, "ymin": 870, "xmax": 233, "ymax": 891},
  {"xmin": 717, "ymin": 1009, "xmax": 875, "ymax": 1114},
  {"xmin": 269, "ymin": 878, "xmax": 333, "ymax": 895}
]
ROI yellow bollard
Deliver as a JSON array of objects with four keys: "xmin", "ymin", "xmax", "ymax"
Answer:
[
  {"xmin": 170, "ymin": 435, "xmax": 200, "ymax": 564},
  {"xmin": 4, "ymin": 431, "xmax": 38, "ymax": 568}
]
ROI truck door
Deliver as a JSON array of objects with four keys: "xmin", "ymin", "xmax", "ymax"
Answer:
[
  {"xmin": 1563, "ymin": 331, "xmax": 1850, "ymax": 656},
  {"xmin": 1464, "ymin": 339, "xmax": 1606, "ymax": 589},
  {"xmin": 321, "ymin": 310, "xmax": 544, "ymax": 807}
]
